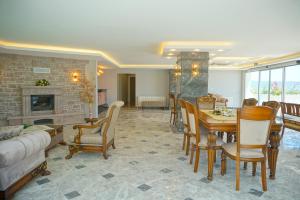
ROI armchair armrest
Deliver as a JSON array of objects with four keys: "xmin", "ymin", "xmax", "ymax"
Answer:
[
  {"xmin": 72, "ymin": 117, "xmax": 108, "ymax": 144},
  {"xmin": 73, "ymin": 117, "xmax": 108, "ymax": 130}
]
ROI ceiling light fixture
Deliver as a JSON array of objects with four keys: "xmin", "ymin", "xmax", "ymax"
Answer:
[
  {"xmin": 194, "ymin": 49, "xmax": 200, "ymax": 52},
  {"xmin": 217, "ymin": 49, "xmax": 224, "ymax": 52},
  {"xmin": 170, "ymin": 49, "xmax": 177, "ymax": 52}
]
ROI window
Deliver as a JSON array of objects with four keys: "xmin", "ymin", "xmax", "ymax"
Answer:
[
  {"xmin": 258, "ymin": 70, "xmax": 270, "ymax": 104},
  {"xmin": 245, "ymin": 71, "xmax": 259, "ymax": 99},
  {"xmin": 270, "ymin": 68, "xmax": 283, "ymax": 102},
  {"xmin": 244, "ymin": 64, "xmax": 300, "ymax": 105},
  {"xmin": 285, "ymin": 65, "xmax": 300, "ymax": 103}
]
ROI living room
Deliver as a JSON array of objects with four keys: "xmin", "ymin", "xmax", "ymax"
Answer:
[{"xmin": 0, "ymin": 0, "xmax": 300, "ymax": 200}]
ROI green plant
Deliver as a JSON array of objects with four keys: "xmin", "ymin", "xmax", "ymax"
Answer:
[{"xmin": 35, "ymin": 79, "xmax": 50, "ymax": 86}]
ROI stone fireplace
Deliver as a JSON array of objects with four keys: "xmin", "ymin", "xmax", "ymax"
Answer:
[
  {"xmin": 22, "ymin": 86, "xmax": 63, "ymax": 116},
  {"xmin": 8, "ymin": 86, "xmax": 85, "ymax": 125}
]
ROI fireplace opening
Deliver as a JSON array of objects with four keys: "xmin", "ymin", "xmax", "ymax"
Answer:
[
  {"xmin": 31, "ymin": 95, "xmax": 54, "ymax": 111},
  {"xmin": 33, "ymin": 119, "xmax": 54, "ymax": 125}
]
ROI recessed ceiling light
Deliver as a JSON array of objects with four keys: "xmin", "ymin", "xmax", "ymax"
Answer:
[
  {"xmin": 168, "ymin": 53, "xmax": 174, "ymax": 56},
  {"xmin": 210, "ymin": 53, "xmax": 216, "ymax": 56},
  {"xmin": 170, "ymin": 49, "xmax": 176, "ymax": 52},
  {"xmin": 194, "ymin": 49, "xmax": 200, "ymax": 52},
  {"xmin": 217, "ymin": 49, "xmax": 224, "ymax": 52}
]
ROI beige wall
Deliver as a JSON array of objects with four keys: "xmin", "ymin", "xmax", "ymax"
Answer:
[
  {"xmin": 0, "ymin": 53, "xmax": 90, "ymax": 125},
  {"xmin": 98, "ymin": 69, "xmax": 169, "ymax": 105},
  {"xmin": 208, "ymin": 70, "xmax": 242, "ymax": 107}
]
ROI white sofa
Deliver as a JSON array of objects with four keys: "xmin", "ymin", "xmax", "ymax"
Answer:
[{"xmin": 0, "ymin": 125, "xmax": 51, "ymax": 199}]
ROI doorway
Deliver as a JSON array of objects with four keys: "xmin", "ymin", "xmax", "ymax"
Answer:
[{"xmin": 117, "ymin": 74, "xmax": 136, "ymax": 107}]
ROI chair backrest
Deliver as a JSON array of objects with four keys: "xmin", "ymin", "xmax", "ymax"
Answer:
[
  {"xmin": 196, "ymin": 96, "xmax": 216, "ymax": 110},
  {"xmin": 103, "ymin": 101, "xmax": 124, "ymax": 143},
  {"xmin": 185, "ymin": 101, "xmax": 201, "ymax": 144},
  {"xmin": 237, "ymin": 106, "xmax": 274, "ymax": 153},
  {"xmin": 242, "ymin": 98, "xmax": 258, "ymax": 107},
  {"xmin": 280, "ymin": 102, "xmax": 300, "ymax": 118},
  {"xmin": 262, "ymin": 101, "xmax": 280, "ymax": 116},
  {"xmin": 178, "ymin": 99, "xmax": 188, "ymax": 129},
  {"xmin": 169, "ymin": 93, "xmax": 176, "ymax": 111}
]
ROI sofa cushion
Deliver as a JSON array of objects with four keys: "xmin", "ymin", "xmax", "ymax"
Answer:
[
  {"xmin": 20, "ymin": 125, "xmax": 53, "ymax": 135},
  {"xmin": 0, "ymin": 125, "xmax": 24, "ymax": 141},
  {"xmin": 0, "ymin": 130, "xmax": 51, "ymax": 168}
]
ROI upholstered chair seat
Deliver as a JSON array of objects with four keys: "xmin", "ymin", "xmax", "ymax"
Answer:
[{"xmin": 222, "ymin": 143, "xmax": 264, "ymax": 158}]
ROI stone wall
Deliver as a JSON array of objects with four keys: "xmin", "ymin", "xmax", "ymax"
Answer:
[{"xmin": 0, "ymin": 53, "xmax": 89, "ymax": 126}]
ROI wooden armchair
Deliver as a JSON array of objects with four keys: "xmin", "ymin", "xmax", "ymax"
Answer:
[
  {"xmin": 65, "ymin": 101, "xmax": 124, "ymax": 160},
  {"xmin": 280, "ymin": 102, "xmax": 300, "ymax": 138}
]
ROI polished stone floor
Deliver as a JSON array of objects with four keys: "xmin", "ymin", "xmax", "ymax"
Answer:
[{"xmin": 14, "ymin": 109, "xmax": 300, "ymax": 200}]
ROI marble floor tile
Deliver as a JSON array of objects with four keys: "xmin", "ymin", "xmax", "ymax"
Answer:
[{"xmin": 13, "ymin": 108, "xmax": 300, "ymax": 200}]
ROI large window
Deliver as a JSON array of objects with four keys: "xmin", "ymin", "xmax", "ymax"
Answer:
[
  {"xmin": 270, "ymin": 68, "xmax": 283, "ymax": 102},
  {"xmin": 259, "ymin": 70, "xmax": 269, "ymax": 104},
  {"xmin": 285, "ymin": 65, "xmax": 300, "ymax": 103},
  {"xmin": 245, "ymin": 71, "xmax": 259, "ymax": 99},
  {"xmin": 244, "ymin": 64, "xmax": 300, "ymax": 104}
]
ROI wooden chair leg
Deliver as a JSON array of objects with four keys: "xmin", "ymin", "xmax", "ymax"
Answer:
[
  {"xmin": 194, "ymin": 147, "xmax": 200, "ymax": 173},
  {"xmin": 252, "ymin": 162, "xmax": 257, "ymax": 176},
  {"xmin": 169, "ymin": 113, "xmax": 173, "ymax": 124},
  {"xmin": 243, "ymin": 162, "xmax": 248, "ymax": 170},
  {"xmin": 261, "ymin": 160, "xmax": 267, "ymax": 191},
  {"xmin": 173, "ymin": 113, "xmax": 177, "ymax": 125},
  {"xmin": 182, "ymin": 133, "xmax": 186, "ymax": 151},
  {"xmin": 236, "ymin": 158, "xmax": 240, "ymax": 191},
  {"xmin": 221, "ymin": 151, "xmax": 227, "ymax": 175},
  {"xmin": 280, "ymin": 126, "xmax": 285, "ymax": 140},
  {"xmin": 112, "ymin": 140, "xmax": 116, "ymax": 149},
  {"xmin": 213, "ymin": 150, "xmax": 216, "ymax": 163},
  {"xmin": 190, "ymin": 144, "xmax": 195, "ymax": 164},
  {"xmin": 186, "ymin": 135, "xmax": 191, "ymax": 156}
]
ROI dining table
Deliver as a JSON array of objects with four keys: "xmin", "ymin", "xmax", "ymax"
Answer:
[{"xmin": 198, "ymin": 109, "xmax": 283, "ymax": 181}]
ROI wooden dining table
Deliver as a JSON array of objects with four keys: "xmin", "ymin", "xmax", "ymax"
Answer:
[{"xmin": 198, "ymin": 109, "xmax": 282, "ymax": 181}]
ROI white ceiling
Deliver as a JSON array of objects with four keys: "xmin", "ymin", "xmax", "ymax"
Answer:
[{"xmin": 0, "ymin": 0, "xmax": 300, "ymax": 69}]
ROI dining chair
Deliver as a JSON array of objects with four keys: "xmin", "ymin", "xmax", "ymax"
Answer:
[
  {"xmin": 244, "ymin": 101, "xmax": 280, "ymax": 171},
  {"xmin": 220, "ymin": 106, "xmax": 275, "ymax": 191},
  {"xmin": 262, "ymin": 101, "xmax": 280, "ymax": 116},
  {"xmin": 242, "ymin": 98, "xmax": 258, "ymax": 107},
  {"xmin": 186, "ymin": 101, "xmax": 223, "ymax": 173},
  {"xmin": 178, "ymin": 99, "xmax": 192, "ymax": 155},
  {"xmin": 196, "ymin": 96, "xmax": 216, "ymax": 110},
  {"xmin": 169, "ymin": 93, "xmax": 177, "ymax": 125}
]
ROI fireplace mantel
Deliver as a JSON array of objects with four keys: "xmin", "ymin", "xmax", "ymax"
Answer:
[{"xmin": 22, "ymin": 86, "xmax": 63, "ymax": 116}]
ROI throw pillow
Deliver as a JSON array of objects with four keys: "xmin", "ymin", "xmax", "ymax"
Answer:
[{"xmin": 0, "ymin": 125, "xmax": 24, "ymax": 141}]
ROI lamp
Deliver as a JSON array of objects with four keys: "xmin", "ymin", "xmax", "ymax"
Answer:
[
  {"xmin": 174, "ymin": 64, "xmax": 181, "ymax": 77},
  {"xmin": 97, "ymin": 65, "xmax": 104, "ymax": 76},
  {"xmin": 72, "ymin": 72, "xmax": 79, "ymax": 82},
  {"xmin": 192, "ymin": 63, "xmax": 200, "ymax": 77}
]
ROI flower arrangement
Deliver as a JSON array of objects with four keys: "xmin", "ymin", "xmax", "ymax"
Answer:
[
  {"xmin": 79, "ymin": 78, "xmax": 95, "ymax": 118},
  {"xmin": 35, "ymin": 79, "xmax": 50, "ymax": 86}
]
